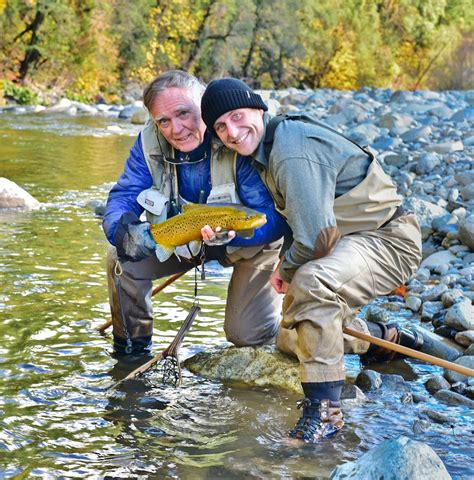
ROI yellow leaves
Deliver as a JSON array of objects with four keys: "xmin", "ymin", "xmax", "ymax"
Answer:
[
  {"xmin": 146, "ymin": 1, "xmax": 206, "ymax": 70},
  {"xmin": 132, "ymin": 38, "xmax": 159, "ymax": 83},
  {"xmin": 320, "ymin": 41, "xmax": 358, "ymax": 90},
  {"xmin": 1, "ymin": 0, "xmax": 472, "ymax": 95}
]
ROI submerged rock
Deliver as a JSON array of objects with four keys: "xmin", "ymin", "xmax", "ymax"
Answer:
[
  {"xmin": 330, "ymin": 436, "xmax": 451, "ymax": 480},
  {"xmin": 435, "ymin": 389, "xmax": 474, "ymax": 408}
]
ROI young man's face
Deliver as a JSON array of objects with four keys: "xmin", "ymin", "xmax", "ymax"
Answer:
[
  {"xmin": 150, "ymin": 87, "xmax": 207, "ymax": 153},
  {"xmin": 213, "ymin": 108, "xmax": 265, "ymax": 156}
]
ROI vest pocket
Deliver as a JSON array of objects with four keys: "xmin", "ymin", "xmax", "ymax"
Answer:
[{"xmin": 137, "ymin": 187, "xmax": 169, "ymax": 224}]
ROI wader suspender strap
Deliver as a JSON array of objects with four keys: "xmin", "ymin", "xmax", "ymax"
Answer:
[
  {"xmin": 141, "ymin": 121, "xmax": 178, "ymax": 204},
  {"xmin": 263, "ymin": 114, "xmax": 374, "ymax": 162}
]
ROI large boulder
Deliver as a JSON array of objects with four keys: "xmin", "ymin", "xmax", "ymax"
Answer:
[
  {"xmin": 184, "ymin": 345, "xmax": 302, "ymax": 393},
  {"xmin": 131, "ymin": 107, "xmax": 149, "ymax": 124},
  {"xmin": 330, "ymin": 436, "xmax": 451, "ymax": 480},
  {"xmin": 0, "ymin": 177, "xmax": 41, "ymax": 209},
  {"xmin": 184, "ymin": 345, "xmax": 365, "ymax": 403}
]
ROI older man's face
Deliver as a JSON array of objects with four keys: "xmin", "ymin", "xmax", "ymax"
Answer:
[
  {"xmin": 213, "ymin": 108, "xmax": 265, "ymax": 156},
  {"xmin": 150, "ymin": 87, "xmax": 207, "ymax": 153}
]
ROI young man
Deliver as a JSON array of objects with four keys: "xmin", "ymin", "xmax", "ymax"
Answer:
[
  {"xmin": 200, "ymin": 78, "xmax": 423, "ymax": 443},
  {"xmin": 103, "ymin": 71, "xmax": 290, "ymax": 355}
]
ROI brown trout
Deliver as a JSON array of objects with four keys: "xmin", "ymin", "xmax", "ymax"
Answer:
[{"xmin": 150, "ymin": 203, "xmax": 267, "ymax": 262}]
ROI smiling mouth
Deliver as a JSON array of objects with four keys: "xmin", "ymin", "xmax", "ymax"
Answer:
[
  {"xmin": 175, "ymin": 133, "xmax": 193, "ymax": 142},
  {"xmin": 232, "ymin": 131, "xmax": 249, "ymax": 145}
]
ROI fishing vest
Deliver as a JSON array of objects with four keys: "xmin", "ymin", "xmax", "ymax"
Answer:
[
  {"xmin": 138, "ymin": 120, "xmax": 241, "ymax": 225},
  {"xmin": 259, "ymin": 113, "xmax": 401, "ymax": 235}
]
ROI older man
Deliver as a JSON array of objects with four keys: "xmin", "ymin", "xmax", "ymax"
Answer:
[
  {"xmin": 200, "ymin": 78, "xmax": 423, "ymax": 443},
  {"xmin": 103, "ymin": 71, "xmax": 290, "ymax": 355}
]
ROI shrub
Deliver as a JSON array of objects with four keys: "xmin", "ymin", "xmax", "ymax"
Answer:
[{"xmin": 1, "ymin": 80, "xmax": 39, "ymax": 105}]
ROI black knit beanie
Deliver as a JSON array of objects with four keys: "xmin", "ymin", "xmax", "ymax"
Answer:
[{"xmin": 201, "ymin": 78, "xmax": 268, "ymax": 135}]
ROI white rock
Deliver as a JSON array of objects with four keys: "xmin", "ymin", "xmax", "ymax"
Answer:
[
  {"xmin": 420, "ymin": 250, "xmax": 457, "ymax": 270},
  {"xmin": 106, "ymin": 125, "xmax": 122, "ymax": 133},
  {"xmin": 425, "ymin": 140, "xmax": 464, "ymax": 154},
  {"xmin": 403, "ymin": 197, "xmax": 448, "ymax": 240},
  {"xmin": 40, "ymin": 98, "xmax": 73, "ymax": 114},
  {"xmin": 445, "ymin": 299, "xmax": 474, "ymax": 331},
  {"xmin": 330, "ymin": 436, "xmax": 451, "ymax": 480},
  {"xmin": 0, "ymin": 178, "xmax": 41, "ymax": 209}
]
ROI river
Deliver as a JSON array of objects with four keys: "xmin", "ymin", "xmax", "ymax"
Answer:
[{"xmin": 0, "ymin": 112, "xmax": 472, "ymax": 479}]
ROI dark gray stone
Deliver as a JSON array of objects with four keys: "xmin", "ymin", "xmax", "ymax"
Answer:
[
  {"xmin": 424, "ymin": 375, "xmax": 451, "ymax": 394},
  {"xmin": 355, "ymin": 370, "xmax": 382, "ymax": 391},
  {"xmin": 435, "ymin": 389, "xmax": 474, "ymax": 408}
]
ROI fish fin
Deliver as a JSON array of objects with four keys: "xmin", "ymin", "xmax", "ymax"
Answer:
[
  {"xmin": 236, "ymin": 228, "xmax": 255, "ymax": 239},
  {"xmin": 155, "ymin": 244, "xmax": 175, "ymax": 262},
  {"xmin": 181, "ymin": 203, "xmax": 205, "ymax": 213},
  {"xmin": 189, "ymin": 240, "xmax": 202, "ymax": 257}
]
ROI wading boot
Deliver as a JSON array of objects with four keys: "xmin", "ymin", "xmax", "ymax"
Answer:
[
  {"xmin": 288, "ymin": 398, "xmax": 344, "ymax": 443},
  {"xmin": 361, "ymin": 322, "xmax": 424, "ymax": 364}
]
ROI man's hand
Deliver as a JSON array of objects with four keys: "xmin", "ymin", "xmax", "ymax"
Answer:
[
  {"xmin": 201, "ymin": 225, "xmax": 236, "ymax": 246},
  {"xmin": 115, "ymin": 212, "xmax": 156, "ymax": 262},
  {"xmin": 270, "ymin": 257, "xmax": 289, "ymax": 294}
]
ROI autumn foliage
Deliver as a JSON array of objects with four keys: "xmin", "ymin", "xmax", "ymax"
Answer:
[{"xmin": 0, "ymin": 0, "xmax": 472, "ymax": 103}]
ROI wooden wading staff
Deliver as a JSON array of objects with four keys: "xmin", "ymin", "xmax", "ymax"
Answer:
[
  {"xmin": 97, "ymin": 271, "xmax": 186, "ymax": 333},
  {"xmin": 344, "ymin": 327, "xmax": 474, "ymax": 377},
  {"xmin": 104, "ymin": 267, "xmax": 474, "ymax": 385}
]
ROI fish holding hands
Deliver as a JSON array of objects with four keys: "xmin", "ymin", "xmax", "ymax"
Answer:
[{"xmin": 149, "ymin": 203, "xmax": 267, "ymax": 262}]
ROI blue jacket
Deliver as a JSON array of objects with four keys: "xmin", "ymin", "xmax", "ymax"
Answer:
[{"xmin": 103, "ymin": 132, "xmax": 291, "ymax": 248}]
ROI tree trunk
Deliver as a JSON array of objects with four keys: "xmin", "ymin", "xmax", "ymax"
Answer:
[
  {"xmin": 242, "ymin": 0, "xmax": 264, "ymax": 82},
  {"xmin": 17, "ymin": 10, "xmax": 45, "ymax": 81},
  {"xmin": 185, "ymin": 0, "xmax": 216, "ymax": 71}
]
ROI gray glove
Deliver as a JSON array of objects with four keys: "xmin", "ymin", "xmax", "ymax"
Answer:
[{"xmin": 114, "ymin": 212, "xmax": 156, "ymax": 261}]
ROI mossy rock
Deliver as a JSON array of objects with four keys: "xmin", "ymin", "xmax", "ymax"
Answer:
[
  {"xmin": 184, "ymin": 345, "xmax": 367, "ymax": 405},
  {"xmin": 184, "ymin": 345, "xmax": 302, "ymax": 394}
]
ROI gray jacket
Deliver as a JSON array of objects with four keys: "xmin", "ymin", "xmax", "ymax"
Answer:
[{"xmin": 252, "ymin": 114, "xmax": 401, "ymax": 283}]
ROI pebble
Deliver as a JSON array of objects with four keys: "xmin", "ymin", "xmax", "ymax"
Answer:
[{"xmin": 424, "ymin": 375, "xmax": 451, "ymax": 394}]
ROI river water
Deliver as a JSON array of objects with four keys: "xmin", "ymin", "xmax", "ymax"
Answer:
[{"xmin": 0, "ymin": 113, "xmax": 472, "ymax": 479}]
